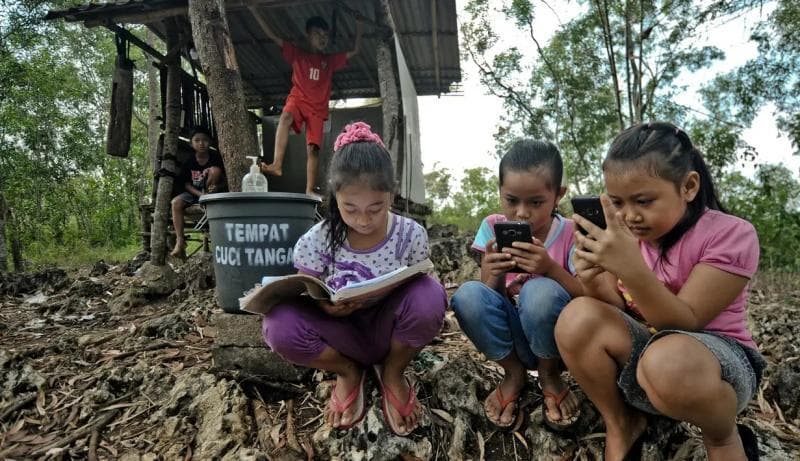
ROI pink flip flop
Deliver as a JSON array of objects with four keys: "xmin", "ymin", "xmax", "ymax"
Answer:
[
  {"xmin": 373, "ymin": 365, "xmax": 419, "ymax": 436},
  {"xmin": 328, "ymin": 370, "xmax": 367, "ymax": 430}
]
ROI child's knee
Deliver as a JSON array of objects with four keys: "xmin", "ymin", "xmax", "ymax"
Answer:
[
  {"xmin": 395, "ymin": 276, "xmax": 446, "ymax": 337},
  {"xmin": 554, "ymin": 297, "xmax": 602, "ymax": 347},
  {"xmin": 636, "ymin": 335, "xmax": 718, "ymax": 405},
  {"xmin": 519, "ymin": 277, "xmax": 568, "ymax": 310},
  {"xmin": 451, "ymin": 280, "xmax": 487, "ymax": 320},
  {"xmin": 262, "ymin": 307, "xmax": 323, "ymax": 365},
  {"xmin": 279, "ymin": 110, "xmax": 294, "ymax": 125},
  {"xmin": 206, "ymin": 166, "xmax": 223, "ymax": 181}
]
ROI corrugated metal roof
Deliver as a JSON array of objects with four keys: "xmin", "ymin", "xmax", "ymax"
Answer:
[{"xmin": 46, "ymin": 0, "xmax": 462, "ymax": 108}]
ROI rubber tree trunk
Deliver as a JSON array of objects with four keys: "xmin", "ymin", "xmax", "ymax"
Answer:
[
  {"xmin": 150, "ymin": 20, "xmax": 183, "ymax": 266},
  {"xmin": 142, "ymin": 30, "xmax": 162, "ymax": 254},
  {"xmin": 374, "ymin": 0, "xmax": 401, "ymax": 173},
  {"xmin": 188, "ymin": 0, "xmax": 256, "ymax": 191}
]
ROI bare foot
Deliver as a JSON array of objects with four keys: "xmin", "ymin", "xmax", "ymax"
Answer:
[
  {"xmin": 325, "ymin": 369, "xmax": 365, "ymax": 428},
  {"xmin": 704, "ymin": 425, "xmax": 748, "ymax": 461},
  {"xmin": 604, "ymin": 409, "xmax": 647, "ymax": 461},
  {"xmin": 381, "ymin": 369, "xmax": 422, "ymax": 434},
  {"xmin": 305, "ymin": 190, "xmax": 323, "ymax": 201},
  {"xmin": 484, "ymin": 370, "xmax": 525, "ymax": 427},
  {"xmin": 539, "ymin": 369, "xmax": 580, "ymax": 425},
  {"xmin": 169, "ymin": 240, "xmax": 186, "ymax": 258},
  {"xmin": 260, "ymin": 163, "xmax": 282, "ymax": 176}
]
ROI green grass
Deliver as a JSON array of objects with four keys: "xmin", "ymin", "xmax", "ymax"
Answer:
[{"xmin": 26, "ymin": 240, "xmax": 143, "ymax": 271}]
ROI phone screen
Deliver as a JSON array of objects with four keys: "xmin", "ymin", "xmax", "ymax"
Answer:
[{"xmin": 493, "ymin": 221, "xmax": 532, "ymax": 273}]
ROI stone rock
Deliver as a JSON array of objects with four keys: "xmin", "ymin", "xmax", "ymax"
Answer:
[
  {"xmin": 428, "ymin": 227, "xmax": 479, "ymax": 286},
  {"xmin": 132, "ymin": 262, "xmax": 180, "ymax": 298},
  {"xmin": 107, "ymin": 291, "xmax": 148, "ymax": 314},
  {"xmin": 178, "ymin": 251, "xmax": 216, "ymax": 291},
  {"xmin": 771, "ymin": 361, "xmax": 800, "ymax": 419},
  {"xmin": 427, "ymin": 224, "xmax": 459, "ymax": 239},
  {"xmin": 210, "ymin": 312, "xmax": 306, "ymax": 382},
  {"xmin": 90, "ymin": 259, "xmax": 110, "ymax": 276},
  {"xmin": 67, "ymin": 277, "xmax": 106, "ymax": 298},
  {"xmin": 0, "ymin": 267, "xmax": 70, "ymax": 296},
  {"xmin": 140, "ymin": 312, "xmax": 193, "ymax": 339},
  {"xmin": 312, "ymin": 404, "xmax": 433, "ymax": 461}
]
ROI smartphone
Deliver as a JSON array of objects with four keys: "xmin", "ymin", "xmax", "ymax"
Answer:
[
  {"xmin": 493, "ymin": 221, "xmax": 533, "ymax": 273},
  {"xmin": 571, "ymin": 196, "xmax": 607, "ymax": 235}
]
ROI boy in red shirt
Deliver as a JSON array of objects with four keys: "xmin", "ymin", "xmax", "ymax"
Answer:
[{"xmin": 250, "ymin": 9, "xmax": 362, "ymax": 198}]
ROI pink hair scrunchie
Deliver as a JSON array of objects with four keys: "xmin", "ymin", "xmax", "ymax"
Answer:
[{"xmin": 333, "ymin": 121, "xmax": 386, "ymax": 152}]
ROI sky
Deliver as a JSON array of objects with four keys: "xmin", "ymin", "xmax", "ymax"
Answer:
[{"xmin": 417, "ymin": 1, "xmax": 799, "ymax": 185}]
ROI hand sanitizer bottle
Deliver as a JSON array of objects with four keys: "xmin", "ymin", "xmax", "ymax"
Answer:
[{"xmin": 242, "ymin": 156, "xmax": 269, "ymax": 192}]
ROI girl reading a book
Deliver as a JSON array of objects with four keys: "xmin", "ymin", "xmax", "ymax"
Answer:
[{"xmin": 262, "ymin": 121, "xmax": 446, "ymax": 436}]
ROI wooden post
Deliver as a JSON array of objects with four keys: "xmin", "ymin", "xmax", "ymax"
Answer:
[
  {"xmin": 374, "ymin": 0, "xmax": 402, "ymax": 176},
  {"xmin": 188, "ymin": 0, "xmax": 257, "ymax": 191},
  {"xmin": 150, "ymin": 19, "xmax": 183, "ymax": 266}
]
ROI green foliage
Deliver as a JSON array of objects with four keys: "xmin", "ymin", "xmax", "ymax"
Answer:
[
  {"xmin": 705, "ymin": 0, "xmax": 800, "ymax": 152},
  {"xmin": 1, "ymin": 0, "xmax": 150, "ymax": 269},
  {"xmin": 461, "ymin": 0, "xmax": 743, "ymax": 194},
  {"xmin": 425, "ymin": 166, "xmax": 498, "ymax": 231},
  {"xmin": 720, "ymin": 166, "xmax": 800, "ymax": 270},
  {"xmin": 458, "ymin": 0, "xmax": 800, "ymax": 271}
]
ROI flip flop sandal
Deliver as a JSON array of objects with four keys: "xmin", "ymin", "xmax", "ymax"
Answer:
[
  {"xmin": 542, "ymin": 387, "xmax": 581, "ymax": 431},
  {"xmin": 484, "ymin": 386, "xmax": 521, "ymax": 429},
  {"xmin": 373, "ymin": 365, "xmax": 419, "ymax": 436},
  {"xmin": 328, "ymin": 370, "xmax": 367, "ymax": 430}
]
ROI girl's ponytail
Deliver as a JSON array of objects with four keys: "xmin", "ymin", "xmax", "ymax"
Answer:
[{"xmin": 604, "ymin": 122, "xmax": 726, "ymax": 262}]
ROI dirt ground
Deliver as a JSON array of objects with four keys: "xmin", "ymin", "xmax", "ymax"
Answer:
[{"xmin": 0, "ymin": 253, "xmax": 799, "ymax": 460}]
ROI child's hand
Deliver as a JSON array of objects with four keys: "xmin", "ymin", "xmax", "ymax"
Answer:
[
  {"xmin": 572, "ymin": 239, "xmax": 605, "ymax": 284},
  {"xmin": 320, "ymin": 300, "xmax": 362, "ymax": 317},
  {"xmin": 503, "ymin": 238, "xmax": 554, "ymax": 275},
  {"xmin": 573, "ymin": 194, "xmax": 644, "ymax": 279},
  {"xmin": 482, "ymin": 238, "xmax": 516, "ymax": 276}
]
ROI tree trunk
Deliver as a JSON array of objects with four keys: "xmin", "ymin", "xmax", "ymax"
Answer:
[
  {"xmin": 0, "ymin": 192, "xmax": 7, "ymax": 273},
  {"xmin": 593, "ymin": 0, "xmax": 626, "ymax": 130},
  {"xmin": 374, "ymin": 0, "xmax": 401, "ymax": 173},
  {"xmin": 150, "ymin": 20, "xmax": 183, "ymax": 266},
  {"xmin": 188, "ymin": 0, "xmax": 256, "ymax": 192},
  {"xmin": 624, "ymin": 0, "xmax": 635, "ymax": 123},
  {"xmin": 8, "ymin": 210, "xmax": 23, "ymax": 273},
  {"xmin": 143, "ymin": 30, "xmax": 162, "ymax": 254}
]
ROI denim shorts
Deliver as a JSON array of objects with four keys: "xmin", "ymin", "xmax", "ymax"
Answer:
[
  {"xmin": 617, "ymin": 311, "xmax": 767, "ymax": 415},
  {"xmin": 176, "ymin": 191, "xmax": 199, "ymax": 205}
]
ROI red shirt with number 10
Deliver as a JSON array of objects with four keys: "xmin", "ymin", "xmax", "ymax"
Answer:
[{"xmin": 281, "ymin": 42, "xmax": 348, "ymax": 118}]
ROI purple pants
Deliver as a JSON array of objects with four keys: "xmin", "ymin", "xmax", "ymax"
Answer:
[{"xmin": 262, "ymin": 275, "xmax": 446, "ymax": 366}]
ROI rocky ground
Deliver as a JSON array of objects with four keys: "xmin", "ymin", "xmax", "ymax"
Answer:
[{"xmin": 0, "ymin": 228, "xmax": 798, "ymax": 460}]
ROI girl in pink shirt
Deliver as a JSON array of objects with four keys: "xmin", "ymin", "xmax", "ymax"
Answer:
[{"xmin": 556, "ymin": 122, "xmax": 765, "ymax": 461}]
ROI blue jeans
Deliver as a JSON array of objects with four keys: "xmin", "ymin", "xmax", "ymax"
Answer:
[{"xmin": 451, "ymin": 278, "xmax": 571, "ymax": 369}]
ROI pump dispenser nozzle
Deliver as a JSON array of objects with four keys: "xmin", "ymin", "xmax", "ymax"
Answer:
[{"xmin": 242, "ymin": 156, "xmax": 269, "ymax": 192}]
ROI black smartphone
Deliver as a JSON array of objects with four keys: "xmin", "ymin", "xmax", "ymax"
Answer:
[
  {"xmin": 493, "ymin": 221, "xmax": 533, "ymax": 273},
  {"xmin": 571, "ymin": 196, "xmax": 607, "ymax": 235}
]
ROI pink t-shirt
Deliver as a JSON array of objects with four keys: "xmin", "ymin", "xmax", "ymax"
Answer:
[
  {"xmin": 618, "ymin": 209, "xmax": 759, "ymax": 349},
  {"xmin": 472, "ymin": 214, "xmax": 576, "ymax": 299}
]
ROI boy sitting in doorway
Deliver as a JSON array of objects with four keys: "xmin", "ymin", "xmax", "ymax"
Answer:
[
  {"xmin": 170, "ymin": 126, "xmax": 226, "ymax": 257},
  {"xmin": 250, "ymin": 8, "xmax": 362, "ymax": 198}
]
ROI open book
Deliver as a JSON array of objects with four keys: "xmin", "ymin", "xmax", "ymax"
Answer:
[{"xmin": 239, "ymin": 258, "xmax": 435, "ymax": 315}]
